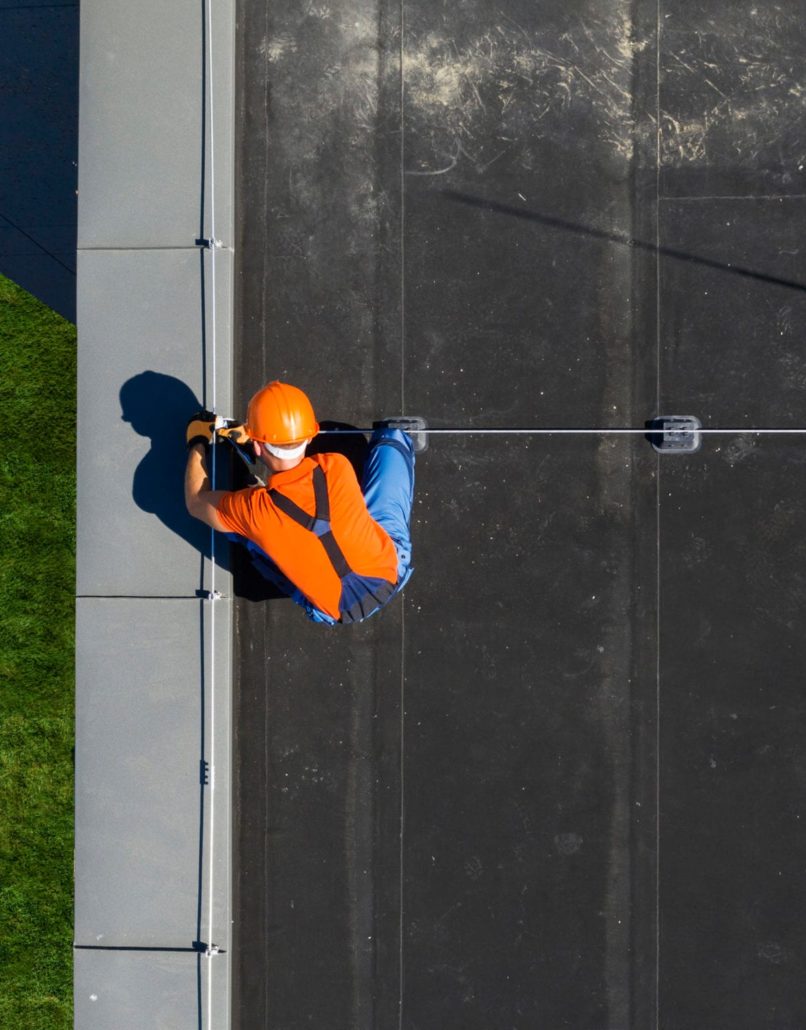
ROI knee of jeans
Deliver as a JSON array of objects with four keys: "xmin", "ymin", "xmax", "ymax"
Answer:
[{"xmin": 372, "ymin": 426, "xmax": 413, "ymax": 448}]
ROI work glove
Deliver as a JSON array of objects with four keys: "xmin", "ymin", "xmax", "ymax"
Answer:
[
  {"xmin": 186, "ymin": 411, "xmax": 244, "ymax": 449},
  {"xmin": 186, "ymin": 410, "xmax": 217, "ymax": 449},
  {"xmin": 216, "ymin": 423, "xmax": 249, "ymax": 447}
]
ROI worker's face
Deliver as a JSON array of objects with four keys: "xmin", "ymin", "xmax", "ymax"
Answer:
[{"xmin": 253, "ymin": 439, "xmax": 310, "ymax": 473}]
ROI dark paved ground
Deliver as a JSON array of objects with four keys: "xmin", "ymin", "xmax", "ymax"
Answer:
[
  {"xmin": 0, "ymin": 0, "xmax": 77, "ymax": 321},
  {"xmin": 233, "ymin": 0, "xmax": 806, "ymax": 1026}
]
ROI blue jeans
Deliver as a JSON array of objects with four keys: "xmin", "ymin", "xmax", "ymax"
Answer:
[
  {"xmin": 362, "ymin": 427, "xmax": 415, "ymax": 580},
  {"xmin": 230, "ymin": 427, "xmax": 415, "ymax": 624}
]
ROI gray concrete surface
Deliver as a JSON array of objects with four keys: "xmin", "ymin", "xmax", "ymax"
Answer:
[
  {"xmin": 76, "ymin": 247, "xmax": 232, "ymax": 598},
  {"xmin": 74, "ymin": 947, "xmax": 229, "ymax": 1028},
  {"xmin": 75, "ymin": 0, "xmax": 236, "ymax": 1025},
  {"xmin": 75, "ymin": 598, "xmax": 231, "ymax": 949},
  {"xmin": 78, "ymin": 0, "xmax": 233, "ymax": 250}
]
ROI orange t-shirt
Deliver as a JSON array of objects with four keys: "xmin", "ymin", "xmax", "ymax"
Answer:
[{"xmin": 217, "ymin": 454, "xmax": 398, "ymax": 619}]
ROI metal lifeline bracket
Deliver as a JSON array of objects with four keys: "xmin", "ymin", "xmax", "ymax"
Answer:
[
  {"xmin": 373, "ymin": 416, "xmax": 429, "ymax": 453},
  {"xmin": 647, "ymin": 415, "xmax": 702, "ymax": 454},
  {"xmin": 195, "ymin": 237, "xmax": 223, "ymax": 249}
]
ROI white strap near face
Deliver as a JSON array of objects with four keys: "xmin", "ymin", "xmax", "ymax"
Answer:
[{"xmin": 262, "ymin": 439, "xmax": 309, "ymax": 460}]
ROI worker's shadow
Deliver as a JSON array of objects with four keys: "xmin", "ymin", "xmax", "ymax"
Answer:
[
  {"xmin": 119, "ymin": 370, "xmax": 233, "ymax": 579},
  {"xmin": 307, "ymin": 420, "xmax": 369, "ymax": 478}
]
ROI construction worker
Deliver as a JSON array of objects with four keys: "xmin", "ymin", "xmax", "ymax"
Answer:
[{"xmin": 184, "ymin": 381, "xmax": 417, "ymax": 624}]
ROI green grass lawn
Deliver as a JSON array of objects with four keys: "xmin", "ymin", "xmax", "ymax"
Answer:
[{"xmin": 0, "ymin": 275, "xmax": 74, "ymax": 1029}]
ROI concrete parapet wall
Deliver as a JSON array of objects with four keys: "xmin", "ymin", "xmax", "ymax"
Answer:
[{"xmin": 75, "ymin": 0, "xmax": 235, "ymax": 1025}]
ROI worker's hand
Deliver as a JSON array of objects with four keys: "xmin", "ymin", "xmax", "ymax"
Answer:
[
  {"xmin": 186, "ymin": 410, "xmax": 218, "ymax": 449},
  {"xmin": 216, "ymin": 422, "xmax": 250, "ymax": 447},
  {"xmin": 216, "ymin": 423, "xmax": 259, "ymax": 471},
  {"xmin": 187, "ymin": 412, "xmax": 247, "ymax": 450}
]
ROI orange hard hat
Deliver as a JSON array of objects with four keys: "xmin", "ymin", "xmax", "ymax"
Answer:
[{"xmin": 244, "ymin": 381, "xmax": 319, "ymax": 445}]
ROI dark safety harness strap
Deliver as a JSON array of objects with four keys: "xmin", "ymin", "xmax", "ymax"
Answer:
[{"xmin": 268, "ymin": 465, "xmax": 353, "ymax": 580}]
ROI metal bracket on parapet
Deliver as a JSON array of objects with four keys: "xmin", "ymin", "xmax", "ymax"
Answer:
[
  {"xmin": 196, "ymin": 589, "xmax": 222, "ymax": 601},
  {"xmin": 647, "ymin": 415, "xmax": 702, "ymax": 454},
  {"xmin": 374, "ymin": 416, "xmax": 429, "ymax": 453},
  {"xmin": 192, "ymin": 940, "xmax": 225, "ymax": 956},
  {"xmin": 194, "ymin": 237, "xmax": 223, "ymax": 249}
]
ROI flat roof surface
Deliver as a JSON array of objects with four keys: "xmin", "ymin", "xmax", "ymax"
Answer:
[{"xmin": 233, "ymin": 0, "xmax": 806, "ymax": 1027}]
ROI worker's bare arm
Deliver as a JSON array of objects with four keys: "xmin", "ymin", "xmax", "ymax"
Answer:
[{"xmin": 185, "ymin": 443, "xmax": 230, "ymax": 532}]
